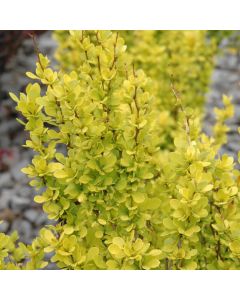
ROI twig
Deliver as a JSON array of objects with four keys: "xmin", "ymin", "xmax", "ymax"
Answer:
[
  {"xmin": 28, "ymin": 32, "xmax": 44, "ymax": 71},
  {"xmin": 170, "ymin": 74, "xmax": 191, "ymax": 145}
]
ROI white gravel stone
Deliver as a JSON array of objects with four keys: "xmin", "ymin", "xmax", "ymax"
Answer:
[
  {"xmin": 24, "ymin": 209, "xmax": 49, "ymax": 226},
  {"xmin": 10, "ymin": 159, "xmax": 30, "ymax": 182},
  {"xmin": 0, "ymin": 119, "xmax": 21, "ymax": 135},
  {"xmin": 24, "ymin": 209, "xmax": 39, "ymax": 223},
  {"xmin": 11, "ymin": 219, "xmax": 32, "ymax": 242},
  {"xmin": 216, "ymin": 53, "xmax": 239, "ymax": 69},
  {"xmin": 18, "ymin": 186, "xmax": 32, "ymax": 198},
  {"xmin": 11, "ymin": 195, "xmax": 31, "ymax": 209},
  {"xmin": 0, "ymin": 189, "xmax": 14, "ymax": 209},
  {"xmin": 0, "ymin": 221, "xmax": 9, "ymax": 233},
  {"xmin": 0, "ymin": 172, "xmax": 12, "ymax": 188}
]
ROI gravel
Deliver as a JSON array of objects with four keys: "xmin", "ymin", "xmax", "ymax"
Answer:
[
  {"xmin": 0, "ymin": 172, "xmax": 12, "ymax": 188},
  {"xmin": 0, "ymin": 189, "xmax": 14, "ymax": 209},
  {"xmin": 0, "ymin": 31, "xmax": 57, "ymax": 246},
  {"xmin": 10, "ymin": 159, "xmax": 30, "ymax": 182},
  {"xmin": 0, "ymin": 221, "xmax": 9, "ymax": 233},
  {"xmin": 204, "ymin": 31, "xmax": 240, "ymax": 163}
]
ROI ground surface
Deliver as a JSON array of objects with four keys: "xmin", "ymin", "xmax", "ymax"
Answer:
[{"xmin": 204, "ymin": 32, "xmax": 240, "ymax": 161}]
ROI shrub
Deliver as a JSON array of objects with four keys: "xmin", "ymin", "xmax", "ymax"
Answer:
[
  {"xmin": 54, "ymin": 30, "xmax": 218, "ymax": 149},
  {"xmin": 1, "ymin": 30, "xmax": 240, "ymax": 270}
]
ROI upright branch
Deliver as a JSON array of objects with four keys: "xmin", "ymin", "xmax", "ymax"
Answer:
[
  {"xmin": 28, "ymin": 32, "xmax": 44, "ymax": 71},
  {"xmin": 170, "ymin": 74, "xmax": 191, "ymax": 144}
]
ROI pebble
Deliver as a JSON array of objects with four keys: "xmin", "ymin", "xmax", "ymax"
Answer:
[
  {"xmin": 24, "ymin": 209, "xmax": 48, "ymax": 226},
  {"xmin": 231, "ymin": 90, "xmax": 240, "ymax": 103},
  {"xmin": 10, "ymin": 159, "xmax": 30, "ymax": 182},
  {"xmin": 0, "ymin": 172, "xmax": 12, "ymax": 188},
  {"xmin": 24, "ymin": 209, "xmax": 39, "ymax": 223},
  {"xmin": 0, "ymin": 189, "xmax": 14, "ymax": 209},
  {"xmin": 0, "ymin": 220, "xmax": 9, "ymax": 233},
  {"xmin": 0, "ymin": 119, "xmax": 21, "ymax": 135},
  {"xmin": 0, "ymin": 136, "xmax": 10, "ymax": 147},
  {"xmin": 216, "ymin": 53, "xmax": 239, "ymax": 70},
  {"xmin": 11, "ymin": 195, "xmax": 31, "ymax": 209},
  {"xmin": 17, "ymin": 186, "xmax": 33, "ymax": 198},
  {"xmin": 11, "ymin": 219, "xmax": 32, "ymax": 243},
  {"xmin": 227, "ymin": 142, "xmax": 240, "ymax": 153}
]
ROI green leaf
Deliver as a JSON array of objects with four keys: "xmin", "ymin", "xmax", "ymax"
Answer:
[
  {"xmin": 141, "ymin": 197, "xmax": 161, "ymax": 210},
  {"xmin": 184, "ymin": 225, "xmax": 200, "ymax": 237},
  {"xmin": 202, "ymin": 184, "xmax": 213, "ymax": 192},
  {"xmin": 108, "ymin": 244, "xmax": 123, "ymax": 257},
  {"xmin": 41, "ymin": 229, "xmax": 56, "ymax": 243},
  {"xmin": 87, "ymin": 247, "xmax": 99, "ymax": 261},
  {"xmin": 63, "ymin": 226, "xmax": 74, "ymax": 235},
  {"xmin": 26, "ymin": 72, "xmax": 38, "ymax": 79},
  {"xmin": 132, "ymin": 192, "xmax": 145, "ymax": 204},
  {"xmin": 184, "ymin": 261, "xmax": 198, "ymax": 270},
  {"xmin": 54, "ymin": 170, "xmax": 68, "ymax": 178},
  {"xmin": 148, "ymin": 249, "xmax": 162, "ymax": 257},
  {"xmin": 112, "ymin": 237, "xmax": 125, "ymax": 247},
  {"xmin": 34, "ymin": 195, "xmax": 48, "ymax": 203},
  {"xmin": 230, "ymin": 240, "xmax": 240, "ymax": 254},
  {"xmin": 9, "ymin": 92, "xmax": 19, "ymax": 102},
  {"xmin": 79, "ymin": 175, "xmax": 91, "ymax": 184},
  {"xmin": 48, "ymin": 162, "xmax": 64, "ymax": 173},
  {"xmin": 142, "ymin": 257, "xmax": 160, "ymax": 270},
  {"xmin": 98, "ymin": 218, "xmax": 107, "ymax": 225}
]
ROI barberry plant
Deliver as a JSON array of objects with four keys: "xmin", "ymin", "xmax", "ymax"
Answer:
[
  {"xmin": 54, "ymin": 30, "xmax": 218, "ymax": 149},
  {"xmin": 0, "ymin": 30, "xmax": 240, "ymax": 270}
]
